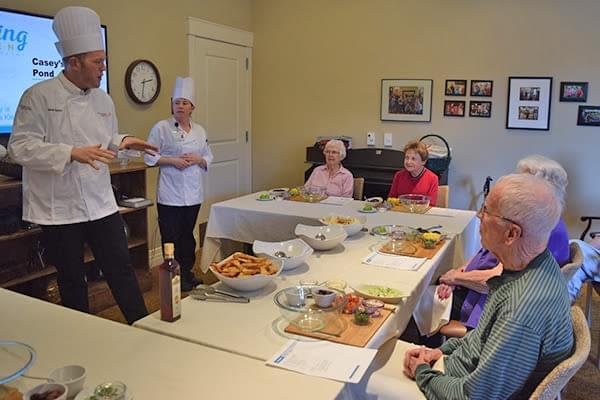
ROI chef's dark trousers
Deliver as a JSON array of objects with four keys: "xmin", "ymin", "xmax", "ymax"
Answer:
[
  {"xmin": 157, "ymin": 203, "xmax": 201, "ymax": 281},
  {"xmin": 41, "ymin": 212, "xmax": 148, "ymax": 324}
]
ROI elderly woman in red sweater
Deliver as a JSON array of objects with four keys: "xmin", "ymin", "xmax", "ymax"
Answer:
[{"xmin": 388, "ymin": 139, "xmax": 439, "ymax": 206}]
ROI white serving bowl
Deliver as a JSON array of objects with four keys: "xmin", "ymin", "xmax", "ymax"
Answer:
[
  {"xmin": 25, "ymin": 383, "xmax": 68, "ymax": 400},
  {"xmin": 49, "ymin": 364, "xmax": 86, "ymax": 398},
  {"xmin": 210, "ymin": 257, "xmax": 283, "ymax": 292},
  {"xmin": 294, "ymin": 224, "xmax": 347, "ymax": 251},
  {"xmin": 252, "ymin": 239, "xmax": 313, "ymax": 271},
  {"xmin": 319, "ymin": 215, "xmax": 366, "ymax": 237}
]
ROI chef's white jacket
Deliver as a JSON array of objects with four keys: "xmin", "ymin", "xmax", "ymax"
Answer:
[
  {"xmin": 144, "ymin": 118, "xmax": 213, "ymax": 206},
  {"xmin": 9, "ymin": 72, "xmax": 124, "ymax": 225}
]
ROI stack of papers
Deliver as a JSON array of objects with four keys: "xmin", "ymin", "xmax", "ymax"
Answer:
[
  {"xmin": 267, "ymin": 340, "xmax": 377, "ymax": 383},
  {"xmin": 362, "ymin": 253, "xmax": 427, "ymax": 271},
  {"xmin": 319, "ymin": 196, "xmax": 354, "ymax": 206}
]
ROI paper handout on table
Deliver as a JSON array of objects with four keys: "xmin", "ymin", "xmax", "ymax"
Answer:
[
  {"xmin": 319, "ymin": 196, "xmax": 354, "ymax": 206},
  {"xmin": 362, "ymin": 253, "xmax": 427, "ymax": 271},
  {"xmin": 266, "ymin": 339, "xmax": 377, "ymax": 384}
]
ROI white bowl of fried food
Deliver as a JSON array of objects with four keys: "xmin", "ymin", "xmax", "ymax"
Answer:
[
  {"xmin": 319, "ymin": 215, "xmax": 366, "ymax": 237},
  {"xmin": 252, "ymin": 238, "xmax": 313, "ymax": 271},
  {"xmin": 294, "ymin": 224, "xmax": 347, "ymax": 251},
  {"xmin": 209, "ymin": 252, "xmax": 283, "ymax": 292}
]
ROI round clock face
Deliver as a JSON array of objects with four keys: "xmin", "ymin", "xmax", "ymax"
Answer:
[{"xmin": 125, "ymin": 59, "xmax": 161, "ymax": 104}]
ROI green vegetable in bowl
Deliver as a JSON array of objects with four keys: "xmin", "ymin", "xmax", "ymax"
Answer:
[
  {"xmin": 289, "ymin": 187, "xmax": 300, "ymax": 196},
  {"xmin": 364, "ymin": 285, "xmax": 402, "ymax": 298},
  {"xmin": 362, "ymin": 204, "xmax": 374, "ymax": 211},
  {"xmin": 354, "ymin": 308, "xmax": 370, "ymax": 325},
  {"xmin": 259, "ymin": 193, "xmax": 271, "ymax": 200},
  {"xmin": 373, "ymin": 226, "xmax": 387, "ymax": 235}
]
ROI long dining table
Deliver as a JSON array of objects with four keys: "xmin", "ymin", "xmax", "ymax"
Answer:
[
  {"xmin": 0, "ymin": 289, "xmax": 344, "ymax": 399},
  {"xmin": 135, "ymin": 194, "xmax": 479, "ymax": 363}
]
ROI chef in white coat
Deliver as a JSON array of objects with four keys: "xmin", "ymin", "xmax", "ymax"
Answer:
[
  {"xmin": 8, "ymin": 6, "xmax": 156, "ymax": 324},
  {"xmin": 145, "ymin": 77, "xmax": 213, "ymax": 291}
]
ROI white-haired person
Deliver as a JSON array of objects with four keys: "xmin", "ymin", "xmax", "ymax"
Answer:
[
  {"xmin": 436, "ymin": 155, "xmax": 569, "ymax": 333},
  {"xmin": 145, "ymin": 76, "xmax": 214, "ymax": 291},
  {"xmin": 304, "ymin": 139, "xmax": 354, "ymax": 197},
  {"xmin": 404, "ymin": 174, "xmax": 573, "ymax": 399}
]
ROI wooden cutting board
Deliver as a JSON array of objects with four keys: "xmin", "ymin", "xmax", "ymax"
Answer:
[
  {"xmin": 389, "ymin": 204, "xmax": 432, "ymax": 214},
  {"xmin": 284, "ymin": 308, "xmax": 393, "ymax": 347},
  {"xmin": 287, "ymin": 194, "xmax": 328, "ymax": 203},
  {"xmin": 378, "ymin": 239, "xmax": 446, "ymax": 259}
]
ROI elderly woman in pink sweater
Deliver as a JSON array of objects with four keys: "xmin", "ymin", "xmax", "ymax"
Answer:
[{"xmin": 305, "ymin": 139, "xmax": 354, "ymax": 197}]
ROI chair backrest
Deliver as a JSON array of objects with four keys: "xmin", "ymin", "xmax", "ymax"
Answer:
[
  {"xmin": 561, "ymin": 242, "xmax": 584, "ymax": 283},
  {"xmin": 529, "ymin": 306, "xmax": 591, "ymax": 400},
  {"xmin": 436, "ymin": 185, "xmax": 449, "ymax": 208},
  {"xmin": 353, "ymin": 177, "xmax": 365, "ymax": 200}
]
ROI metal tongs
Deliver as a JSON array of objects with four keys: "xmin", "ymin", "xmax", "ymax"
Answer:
[{"xmin": 190, "ymin": 285, "xmax": 250, "ymax": 303}]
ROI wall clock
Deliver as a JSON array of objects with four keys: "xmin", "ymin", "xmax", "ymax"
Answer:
[{"xmin": 124, "ymin": 59, "xmax": 161, "ymax": 105}]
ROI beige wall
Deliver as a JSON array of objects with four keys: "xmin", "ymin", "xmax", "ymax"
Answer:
[
  {"xmin": 252, "ymin": 0, "xmax": 600, "ymax": 237},
  {"xmin": 1, "ymin": 0, "xmax": 253, "ymax": 256}
]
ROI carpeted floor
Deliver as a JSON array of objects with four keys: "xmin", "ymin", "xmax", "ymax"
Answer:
[{"xmin": 96, "ymin": 258, "xmax": 600, "ymax": 399}]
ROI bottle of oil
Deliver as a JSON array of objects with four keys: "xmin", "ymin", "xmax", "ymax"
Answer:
[{"xmin": 159, "ymin": 243, "xmax": 181, "ymax": 322}]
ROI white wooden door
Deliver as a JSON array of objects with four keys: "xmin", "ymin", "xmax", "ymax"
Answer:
[{"xmin": 188, "ymin": 34, "xmax": 252, "ymax": 223}]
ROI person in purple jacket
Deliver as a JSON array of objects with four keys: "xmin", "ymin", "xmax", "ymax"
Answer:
[{"xmin": 437, "ymin": 155, "xmax": 570, "ymax": 330}]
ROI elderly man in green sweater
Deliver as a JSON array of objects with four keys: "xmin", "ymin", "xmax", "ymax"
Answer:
[{"xmin": 403, "ymin": 174, "xmax": 574, "ymax": 399}]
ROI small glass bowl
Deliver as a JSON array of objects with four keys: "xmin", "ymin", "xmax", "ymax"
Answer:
[
  {"xmin": 93, "ymin": 381, "xmax": 127, "ymax": 400},
  {"xmin": 274, "ymin": 286, "xmax": 347, "ymax": 332}
]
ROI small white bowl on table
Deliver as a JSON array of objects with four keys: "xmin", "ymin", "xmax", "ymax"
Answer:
[
  {"xmin": 24, "ymin": 383, "xmax": 68, "ymax": 400},
  {"xmin": 252, "ymin": 238, "xmax": 313, "ymax": 271},
  {"xmin": 319, "ymin": 215, "xmax": 366, "ymax": 237},
  {"xmin": 294, "ymin": 224, "xmax": 347, "ymax": 251},
  {"xmin": 209, "ymin": 256, "xmax": 283, "ymax": 292}
]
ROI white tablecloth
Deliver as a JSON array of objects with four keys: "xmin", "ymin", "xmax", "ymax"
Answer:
[
  {"xmin": 136, "ymin": 194, "xmax": 479, "ymax": 363},
  {"xmin": 0, "ymin": 289, "xmax": 343, "ymax": 399},
  {"xmin": 200, "ymin": 194, "xmax": 480, "ymax": 273}
]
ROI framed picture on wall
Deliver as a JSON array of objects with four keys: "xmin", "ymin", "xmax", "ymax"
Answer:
[
  {"xmin": 381, "ymin": 79, "xmax": 433, "ymax": 122},
  {"xmin": 506, "ymin": 77, "xmax": 552, "ymax": 130},
  {"xmin": 577, "ymin": 105, "xmax": 600, "ymax": 126},
  {"xmin": 559, "ymin": 82, "xmax": 588, "ymax": 102},
  {"xmin": 444, "ymin": 100, "xmax": 465, "ymax": 117},
  {"xmin": 445, "ymin": 80, "xmax": 467, "ymax": 96},
  {"xmin": 470, "ymin": 80, "xmax": 493, "ymax": 97},
  {"xmin": 469, "ymin": 101, "xmax": 492, "ymax": 118}
]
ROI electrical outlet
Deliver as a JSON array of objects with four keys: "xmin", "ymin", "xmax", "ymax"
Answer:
[
  {"xmin": 384, "ymin": 132, "xmax": 393, "ymax": 147},
  {"xmin": 367, "ymin": 132, "xmax": 376, "ymax": 146}
]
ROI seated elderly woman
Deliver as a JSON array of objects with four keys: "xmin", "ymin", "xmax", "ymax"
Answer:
[
  {"xmin": 437, "ymin": 155, "xmax": 570, "ymax": 331},
  {"xmin": 388, "ymin": 139, "xmax": 438, "ymax": 206},
  {"xmin": 304, "ymin": 139, "xmax": 354, "ymax": 197}
]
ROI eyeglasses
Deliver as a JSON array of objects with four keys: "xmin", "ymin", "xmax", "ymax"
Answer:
[
  {"xmin": 478, "ymin": 204, "xmax": 523, "ymax": 237},
  {"xmin": 323, "ymin": 150, "xmax": 340, "ymax": 155}
]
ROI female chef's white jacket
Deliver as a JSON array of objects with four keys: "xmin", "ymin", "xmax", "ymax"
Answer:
[{"xmin": 144, "ymin": 118, "xmax": 213, "ymax": 206}]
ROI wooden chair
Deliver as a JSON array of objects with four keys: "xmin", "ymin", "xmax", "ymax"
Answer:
[
  {"xmin": 436, "ymin": 185, "xmax": 449, "ymax": 208},
  {"xmin": 529, "ymin": 306, "xmax": 591, "ymax": 400},
  {"xmin": 353, "ymin": 177, "xmax": 365, "ymax": 200}
]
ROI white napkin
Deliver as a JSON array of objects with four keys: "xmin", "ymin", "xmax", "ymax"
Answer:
[{"xmin": 412, "ymin": 285, "xmax": 452, "ymax": 336}]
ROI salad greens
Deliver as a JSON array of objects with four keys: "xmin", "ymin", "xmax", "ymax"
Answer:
[{"xmin": 363, "ymin": 285, "xmax": 402, "ymax": 298}]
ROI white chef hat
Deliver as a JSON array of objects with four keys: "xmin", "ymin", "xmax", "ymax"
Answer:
[
  {"xmin": 172, "ymin": 76, "xmax": 195, "ymax": 105},
  {"xmin": 53, "ymin": 6, "xmax": 104, "ymax": 58}
]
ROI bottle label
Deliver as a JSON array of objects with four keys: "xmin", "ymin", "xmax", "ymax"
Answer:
[{"xmin": 172, "ymin": 275, "xmax": 181, "ymax": 318}]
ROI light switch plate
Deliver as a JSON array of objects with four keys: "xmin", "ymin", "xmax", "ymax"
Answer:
[
  {"xmin": 384, "ymin": 132, "xmax": 393, "ymax": 147},
  {"xmin": 367, "ymin": 132, "xmax": 376, "ymax": 146}
]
